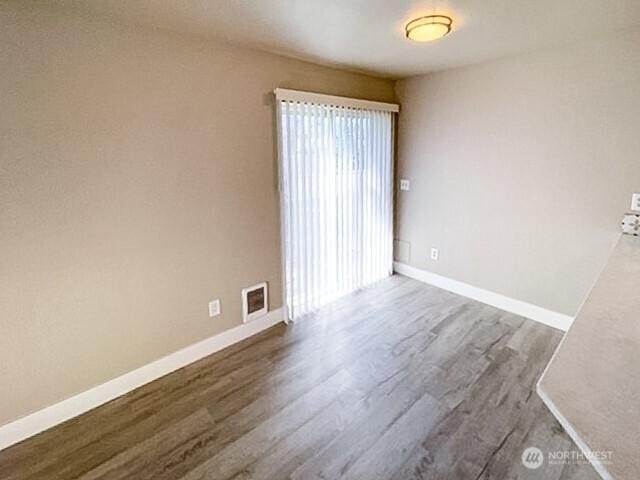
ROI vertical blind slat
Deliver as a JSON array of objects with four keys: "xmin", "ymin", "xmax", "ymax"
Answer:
[
  {"xmin": 310, "ymin": 103, "xmax": 320, "ymax": 310},
  {"xmin": 295, "ymin": 102, "xmax": 304, "ymax": 315},
  {"xmin": 302, "ymin": 102, "xmax": 311, "ymax": 312},
  {"xmin": 283, "ymin": 101, "xmax": 294, "ymax": 319}
]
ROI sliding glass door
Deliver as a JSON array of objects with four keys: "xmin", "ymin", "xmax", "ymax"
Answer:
[{"xmin": 276, "ymin": 92, "xmax": 395, "ymax": 321}]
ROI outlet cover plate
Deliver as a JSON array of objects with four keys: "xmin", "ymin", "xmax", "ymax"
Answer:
[
  {"xmin": 400, "ymin": 179, "xmax": 410, "ymax": 191},
  {"xmin": 430, "ymin": 247, "xmax": 439, "ymax": 261},
  {"xmin": 631, "ymin": 193, "xmax": 640, "ymax": 212},
  {"xmin": 209, "ymin": 299, "xmax": 221, "ymax": 317}
]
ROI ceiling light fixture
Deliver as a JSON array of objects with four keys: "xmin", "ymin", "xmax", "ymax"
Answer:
[{"xmin": 405, "ymin": 15, "xmax": 453, "ymax": 42}]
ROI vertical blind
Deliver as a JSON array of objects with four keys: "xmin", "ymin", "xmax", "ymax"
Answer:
[{"xmin": 277, "ymin": 91, "xmax": 396, "ymax": 321}]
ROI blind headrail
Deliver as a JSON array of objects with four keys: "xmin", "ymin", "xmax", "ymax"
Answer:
[{"xmin": 274, "ymin": 88, "xmax": 399, "ymax": 113}]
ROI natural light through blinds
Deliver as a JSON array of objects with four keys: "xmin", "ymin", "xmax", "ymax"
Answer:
[{"xmin": 275, "ymin": 89, "xmax": 397, "ymax": 321}]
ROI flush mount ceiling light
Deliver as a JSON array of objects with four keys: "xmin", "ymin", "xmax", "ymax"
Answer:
[{"xmin": 405, "ymin": 15, "xmax": 453, "ymax": 42}]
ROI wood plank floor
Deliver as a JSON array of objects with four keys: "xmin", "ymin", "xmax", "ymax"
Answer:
[{"xmin": 0, "ymin": 275, "xmax": 600, "ymax": 480}]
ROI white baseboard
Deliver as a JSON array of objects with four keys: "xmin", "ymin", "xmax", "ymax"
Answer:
[
  {"xmin": 536, "ymin": 385, "xmax": 612, "ymax": 480},
  {"xmin": 0, "ymin": 308, "xmax": 285, "ymax": 451},
  {"xmin": 393, "ymin": 262, "xmax": 573, "ymax": 331}
]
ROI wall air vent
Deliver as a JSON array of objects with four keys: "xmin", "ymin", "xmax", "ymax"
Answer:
[{"xmin": 242, "ymin": 282, "xmax": 268, "ymax": 323}]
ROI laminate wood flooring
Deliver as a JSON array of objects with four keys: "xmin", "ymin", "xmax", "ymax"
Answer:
[{"xmin": 0, "ymin": 275, "xmax": 600, "ymax": 480}]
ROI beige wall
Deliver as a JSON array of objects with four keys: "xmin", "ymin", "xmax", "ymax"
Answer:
[
  {"xmin": 395, "ymin": 28, "xmax": 640, "ymax": 316},
  {"xmin": 0, "ymin": 3, "xmax": 394, "ymax": 425}
]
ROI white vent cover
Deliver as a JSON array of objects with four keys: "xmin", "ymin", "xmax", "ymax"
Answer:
[{"xmin": 242, "ymin": 282, "xmax": 268, "ymax": 323}]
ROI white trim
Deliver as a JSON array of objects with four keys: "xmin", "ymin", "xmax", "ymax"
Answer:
[
  {"xmin": 393, "ymin": 262, "xmax": 573, "ymax": 331},
  {"xmin": 537, "ymin": 385, "xmax": 613, "ymax": 480},
  {"xmin": 274, "ymin": 88, "xmax": 400, "ymax": 113},
  {"xmin": 0, "ymin": 308, "xmax": 285, "ymax": 451}
]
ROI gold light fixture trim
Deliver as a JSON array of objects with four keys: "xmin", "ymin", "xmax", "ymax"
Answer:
[{"xmin": 405, "ymin": 15, "xmax": 453, "ymax": 42}]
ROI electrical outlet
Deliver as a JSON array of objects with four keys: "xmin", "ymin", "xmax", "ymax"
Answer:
[
  {"xmin": 631, "ymin": 193, "xmax": 640, "ymax": 212},
  {"xmin": 430, "ymin": 247, "xmax": 439, "ymax": 261},
  {"xmin": 400, "ymin": 179, "xmax": 410, "ymax": 191},
  {"xmin": 208, "ymin": 299, "xmax": 221, "ymax": 317}
]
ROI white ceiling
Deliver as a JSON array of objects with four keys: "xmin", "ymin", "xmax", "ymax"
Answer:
[{"xmin": 56, "ymin": 0, "xmax": 640, "ymax": 78}]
